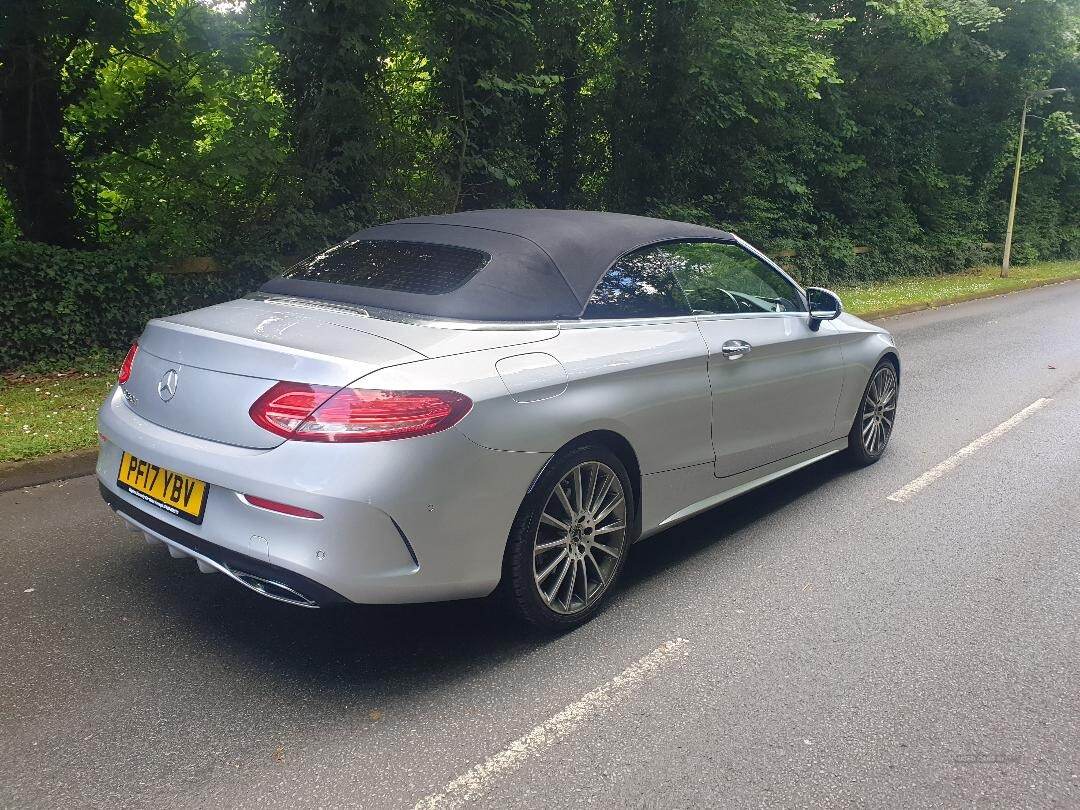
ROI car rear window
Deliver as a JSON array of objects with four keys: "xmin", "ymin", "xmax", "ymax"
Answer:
[{"xmin": 282, "ymin": 240, "xmax": 490, "ymax": 295}]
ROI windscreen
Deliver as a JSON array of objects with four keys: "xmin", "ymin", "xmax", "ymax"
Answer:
[{"xmin": 282, "ymin": 239, "xmax": 490, "ymax": 295}]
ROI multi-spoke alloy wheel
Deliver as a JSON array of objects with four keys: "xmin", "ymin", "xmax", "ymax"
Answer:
[
  {"xmin": 861, "ymin": 364, "xmax": 898, "ymax": 454},
  {"xmin": 505, "ymin": 446, "xmax": 633, "ymax": 630},
  {"xmin": 532, "ymin": 461, "xmax": 627, "ymax": 615},
  {"xmin": 847, "ymin": 360, "xmax": 899, "ymax": 466}
]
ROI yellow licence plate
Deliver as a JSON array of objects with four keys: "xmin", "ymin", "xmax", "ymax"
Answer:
[{"xmin": 117, "ymin": 451, "xmax": 208, "ymax": 524}]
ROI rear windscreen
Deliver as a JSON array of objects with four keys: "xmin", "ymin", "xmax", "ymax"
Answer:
[{"xmin": 282, "ymin": 240, "xmax": 490, "ymax": 295}]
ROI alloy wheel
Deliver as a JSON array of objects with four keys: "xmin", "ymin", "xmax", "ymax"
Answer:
[
  {"xmin": 861, "ymin": 364, "xmax": 898, "ymax": 455},
  {"xmin": 532, "ymin": 461, "xmax": 627, "ymax": 615}
]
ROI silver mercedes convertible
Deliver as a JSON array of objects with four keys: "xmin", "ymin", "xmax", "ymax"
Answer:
[{"xmin": 97, "ymin": 210, "xmax": 899, "ymax": 629}]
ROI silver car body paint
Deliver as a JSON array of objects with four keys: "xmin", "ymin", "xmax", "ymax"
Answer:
[
  {"xmin": 693, "ymin": 312, "xmax": 845, "ymax": 476},
  {"xmin": 98, "ymin": 269, "xmax": 897, "ymax": 607}
]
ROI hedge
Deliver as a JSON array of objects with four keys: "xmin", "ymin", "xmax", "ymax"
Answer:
[
  {"xmin": 0, "ymin": 241, "xmax": 274, "ymax": 370},
  {"xmin": 3, "ymin": 229, "xmax": 1072, "ymax": 370}
]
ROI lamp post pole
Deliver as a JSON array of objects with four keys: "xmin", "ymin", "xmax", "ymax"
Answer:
[{"xmin": 1001, "ymin": 87, "xmax": 1066, "ymax": 278}]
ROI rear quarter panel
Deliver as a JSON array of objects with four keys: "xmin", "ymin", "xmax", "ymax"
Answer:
[{"xmin": 358, "ymin": 320, "xmax": 714, "ymax": 476}]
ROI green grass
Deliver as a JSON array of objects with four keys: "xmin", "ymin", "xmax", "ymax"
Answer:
[
  {"xmin": 2, "ymin": 260, "xmax": 1079, "ymax": 465},
  {"xmin": 839, "ymin": 260, "xmax": 1080, "ymax": 316},
  {"xmin": 0, "ymin": 370, "xmax": 115, "ymax": 463}
]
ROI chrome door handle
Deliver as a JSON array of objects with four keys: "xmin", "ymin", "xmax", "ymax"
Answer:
[{"xmin": 720, "ymin": 340, "xmax": 752, "ymax": 359}]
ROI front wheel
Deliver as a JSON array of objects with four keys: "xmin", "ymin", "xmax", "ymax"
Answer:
[
  {"xmin": 846, "ymin": 360, "xmax": 899, "ymax": 466},
  {"xmin": 504, "ymin": 446, "xmax": 633, "ymax": 631}
]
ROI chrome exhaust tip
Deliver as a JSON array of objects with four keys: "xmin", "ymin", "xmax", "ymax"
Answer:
[
  {"xmin": 167, "ymin": 544, "xmax": 190, "ymax": 559},
  {"xmin": 231, "ymin": 571, "xmax": 318, "ymax": 607},
  {"xmin": 195, "ymin": 558, "xmax": 217, "ymax": 574}
]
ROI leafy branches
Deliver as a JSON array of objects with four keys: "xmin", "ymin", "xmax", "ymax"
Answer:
[{"xmin": 0, "ymin": 0, "xmax": 1075, "ymax": 280}]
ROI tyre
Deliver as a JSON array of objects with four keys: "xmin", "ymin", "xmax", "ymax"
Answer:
[
  {"xmin": 504, "ymin": 445, "xmax": 634, "ymax": 631},
  {"xmin": 846, "ymin": 359, "xmax": 899, "ymax": 466}
]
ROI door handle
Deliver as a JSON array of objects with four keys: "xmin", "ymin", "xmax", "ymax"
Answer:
[{"xmin": 720, "ymin": 340, "xmax": 752, "ymax": 359}]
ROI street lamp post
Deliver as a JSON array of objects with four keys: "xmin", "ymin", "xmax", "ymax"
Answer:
[{"xmin": 1001, "ymin": 87, "xmax": 1066, "ymax": 277}]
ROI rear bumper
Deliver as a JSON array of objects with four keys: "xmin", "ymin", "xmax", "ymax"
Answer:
[
  {"xmin": 97, "ymin": 386, "xmax": 549, "ymax": 606},
  {"xmin": 101, "ymin": 483, "xmax": 347, "ymax": 607}
]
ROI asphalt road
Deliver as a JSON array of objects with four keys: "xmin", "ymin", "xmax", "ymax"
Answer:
[{"xmin": 2, "ymin": 282, "xmax": 1079, "ymax": 809}]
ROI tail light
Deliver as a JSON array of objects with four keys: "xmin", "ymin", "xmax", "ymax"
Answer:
[
  {"xmin": 118, "ymin": 342, "xmax": 138, "ymax": 384},
  {"xmin": 249, "ymin": 382, "xmax": 472, "ymax": 443}
]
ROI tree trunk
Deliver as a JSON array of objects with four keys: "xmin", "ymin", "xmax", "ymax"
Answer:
[
  {"xmin": 553, "ymin": 52, "xmax": 583, "ymax": 208},
  {"xmin": 0, "ymin": 38, "xmax": 83, "ymax": 246}
]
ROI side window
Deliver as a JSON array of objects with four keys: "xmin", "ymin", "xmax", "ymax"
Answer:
[
  {"xmin": 666, "ymin": 242, "xmax": 804, "ymax": 315},
  {"xmin": 584, "ymin": 245, "xmax": 691, "ymax": 319}
]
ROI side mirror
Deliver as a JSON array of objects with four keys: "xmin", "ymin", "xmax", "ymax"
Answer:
[{"xmin": 806, "ymin": 287, "xmax": 843, "ymax": 328}]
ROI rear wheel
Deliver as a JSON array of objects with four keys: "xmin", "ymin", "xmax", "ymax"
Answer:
[
  {"xmin": 846, "ymin": 359, "xmax": 899, "ymax": 466},
  {"xmin": 505, "ymin": 446, "xmax": 633, "ymax": 631}
]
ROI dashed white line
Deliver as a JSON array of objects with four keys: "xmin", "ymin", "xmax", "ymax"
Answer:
[
  {"xmin": 887, "ymin": 397, "xmax": 1052, "ymax": 503},
  {"xmin": 411, "ymin": 637, "xmax": 691, "ymax": 810}
]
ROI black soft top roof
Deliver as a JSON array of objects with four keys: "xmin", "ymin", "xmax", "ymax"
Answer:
[{"xmin": 260, "ymin": 209, "xmax": 735, "ymax": 321}]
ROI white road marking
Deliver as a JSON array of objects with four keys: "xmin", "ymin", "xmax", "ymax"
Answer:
[
  {"xmin": 412, "ymin": 637, "xmax": 691, "ymax": 810},
  {"xmin": 887, "ymin": 398, "xmax": 1052, "ymax": 503}
]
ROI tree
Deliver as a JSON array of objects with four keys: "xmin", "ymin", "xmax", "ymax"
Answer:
[
  {"xmin": 0, "ymin": 0, "xmax": 1075, "ymax": 281},
  {"xmin": 424, "ymin": 0, "xmax": 557, "ymax": 210},
  {"xmin": 70, "ymin": 0, "xmax": 290, "ymax": 255},
  {"xmin": 0, "ymin": 0, "xmax": 132, "ymax": 245},
  {"xmin": 261, "ymin": 0, "xmax": 399, "ymax": 244}
]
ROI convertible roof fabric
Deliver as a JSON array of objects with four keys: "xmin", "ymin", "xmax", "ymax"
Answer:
[{"xmin": 260, "ymin": 209, "xmax": 734, "ymax": 321}]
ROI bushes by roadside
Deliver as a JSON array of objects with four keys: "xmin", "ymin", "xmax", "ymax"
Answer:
[
  {"xmin": 2, "ymin": 228, "xmax": 1077, "ymax": 371},
  {"xmin": 0, "ymin": 242, "xmax": 275, "ymax": 370}
]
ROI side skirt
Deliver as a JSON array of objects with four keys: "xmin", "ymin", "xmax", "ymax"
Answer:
[{"xmin": 641, "ymin": 437, "xmax": 848, "ymax": 538}]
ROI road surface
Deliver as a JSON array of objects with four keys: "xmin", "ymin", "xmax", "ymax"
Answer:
[{"xmin": 2, "ymin": 282, "xmax": 1079, "ymax": 808}]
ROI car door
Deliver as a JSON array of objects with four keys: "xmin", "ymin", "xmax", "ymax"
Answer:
[{"xmin": 664, "ymin": 239, "xmax": 845, "ymax": 478}]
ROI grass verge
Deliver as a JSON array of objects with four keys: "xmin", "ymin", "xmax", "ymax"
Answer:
[
  {"xmin": 0, "ymin": 353, "xmax": 120, "ymax": 464},
  {"xmin": 2, "ymin": 260, "xmax": 1079, "ymax": 465},
  {"xmin": 836, "ymin": 260, "xmax": 1080, "ymax": 317},
  {"xmin": 0, "ymin": 373, "xmax": 113, "ymax": 463}
]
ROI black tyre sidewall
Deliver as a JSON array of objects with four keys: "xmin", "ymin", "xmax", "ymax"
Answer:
[{"xmin": 504, "ymin": 445, "xmax": 634, "ymax": 632}]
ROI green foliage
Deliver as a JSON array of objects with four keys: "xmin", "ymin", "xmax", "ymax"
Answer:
[
  {"xmin": 423, "ymin": 0, "xmax": 558, "ymax": 208},
  {"xmin": 261, "ymin": 0, "xmax": 399, "ymax": 247},
  {"xmin": 0, "ymin": 190, "xmax": 20, "ymax": 243},
  {"xmin": 0, "ymin": 0, "xmax": 1077, "ymax": 369},
  {"xmin": 0, "ymin": 241, "xmax": 273, "ymax": 368},
  {"xmin": 70, "ymin": 0, "xmax": 291, "ymax": 256},
  {"xmin": 0, "ymin": 0, "xmax": 135, "ymax": 245}
]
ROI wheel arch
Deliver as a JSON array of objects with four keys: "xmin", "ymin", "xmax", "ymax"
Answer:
[
  {"xmin": 498, "ymin": 428, "xmax": 643, "ymax": 597},
  {"xmin": 526, "ymin": 429, "xmax": 643, "ymax": 541},
  {"xmin": 836, "ymin": 341, "xmax": 901, "ymax": 438},
  {"xmin": 879, "ymin": 349, "xmax": 901, "ymax": 378}
]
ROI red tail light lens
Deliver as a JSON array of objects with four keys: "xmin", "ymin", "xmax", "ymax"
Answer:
[
  {"xmin": 117, "ymin": 342, "xmax": 138, "ymax": 384},
  {"xmin": 249, "ymin": 382, "xmax": 472, "ymax": 443},
  {"xmin": 249, "ymin": 383, "xmax": 336, "ymax": 436}
]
